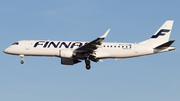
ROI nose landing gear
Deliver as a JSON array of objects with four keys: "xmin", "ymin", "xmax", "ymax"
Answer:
[
  {"xmin": 20, "ymin": 60, "xmax": 24, "ymax": 64},
  {"xmin": 20, "ymin": 55, "xmax": 24, "ymax": 64}
]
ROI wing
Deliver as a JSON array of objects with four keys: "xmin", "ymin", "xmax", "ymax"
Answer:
[{"xmin": 74, "ymin": 29, "xmax": 110, "ymax": 53}]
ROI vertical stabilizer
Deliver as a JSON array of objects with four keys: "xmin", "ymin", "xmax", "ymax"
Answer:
[{"xmin": 139, "ymin": 20, "xmax": 174, "ymax": 48}]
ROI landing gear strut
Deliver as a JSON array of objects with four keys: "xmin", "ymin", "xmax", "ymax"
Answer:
[
  {"xmin": 20, "ymin": 55, "xmax": 24, "ymax": 64},
  {"xmin": 85, "ymin": 60, "xmax": 91, "ymax": 70}
]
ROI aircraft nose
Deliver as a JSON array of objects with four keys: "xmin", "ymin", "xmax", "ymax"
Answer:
[{"xmin": 3, "ymin": 47, "xmax": 9, "ymax": 53}]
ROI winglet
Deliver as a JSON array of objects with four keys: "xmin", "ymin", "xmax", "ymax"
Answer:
[{"xmin": 99, "ymin": 29, "xmax": 110, "ymax": 38}]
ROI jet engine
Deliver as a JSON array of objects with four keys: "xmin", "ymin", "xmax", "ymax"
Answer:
[
  {"xmin": 61, "ymin": 58, "xmax": 81, "ymax": 65},
  {"xmin": 59, "ymin": 49, "xmax": 73, "ymax": 58}
]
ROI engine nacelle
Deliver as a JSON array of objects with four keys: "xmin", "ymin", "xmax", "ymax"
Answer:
[
  {"xmin": 59, "ymin": 49, "xmax": 73, "ymax": 58},
  {"xmin": 61, "ymin": 58, "xmax": 81, "ymax": 65}
]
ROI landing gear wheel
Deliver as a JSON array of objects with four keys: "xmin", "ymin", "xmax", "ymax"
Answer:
[
  {"xmin": 86, "ymin": 65, "xmax": 91, "ymax": 70},
  {"xmin": 85, "ymin": 60, "xmax": 91, "ymax": 70},
  {"xmin": 19, "ymin": 55, "xmax": 24, "ymax": 64},
  {"xmin": 20, "ymin": 60, "xmax": 24, "ymax": 64}
]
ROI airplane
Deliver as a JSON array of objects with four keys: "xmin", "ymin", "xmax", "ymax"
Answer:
[{"xmin": 4, "ymin": 20, "xmax": 175, "ymax": 70}]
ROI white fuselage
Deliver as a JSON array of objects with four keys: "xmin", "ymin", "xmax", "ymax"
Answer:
[{"xmin": 4, "ymin": 40, "xmax": 157, "ymax": 59}]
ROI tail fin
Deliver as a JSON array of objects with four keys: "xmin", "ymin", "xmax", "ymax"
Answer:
[{"xmin": 139, "ymin": 20, "xmax": 174, "ymax": 48}]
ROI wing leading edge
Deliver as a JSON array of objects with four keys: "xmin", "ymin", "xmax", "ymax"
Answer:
[{"xmin": 74, "ymin": 29, "xmax": 110, "ymax": 53}]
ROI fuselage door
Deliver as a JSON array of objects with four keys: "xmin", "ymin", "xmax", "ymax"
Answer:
[
  {"xmin": 25, "ymin": 40, "xmax": 30, "ymax": 50},
  {"xmin": 134, "ymin": 43, "xmax": 139, "ymax": 53}
]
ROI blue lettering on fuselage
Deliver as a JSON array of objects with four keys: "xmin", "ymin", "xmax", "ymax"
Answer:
[
  {"xmin": 70, "ymin": 42, "xmax": 82, "ymax": 48},
  {"xmin": 59, "ymin": 42, "xmax": 71, "ymax": 48},
  {"xmin": 48, "ymin": 42, "xmax": 60, "ymax": 48},
  {"xmin": 34, "ymin": 41, "xmax": 45, "ymax": 47},
  {"xmin": 43, "ymin": 41, "xmax": 49, "ymax": 48},
  {"xmin": 34, "ymin": 41, "xmax": 87, "ymax": 48}
]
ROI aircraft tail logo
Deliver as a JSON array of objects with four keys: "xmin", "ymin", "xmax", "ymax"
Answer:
[
  {"xmin": 139, "ymin": 20, "xmax": 174, "ymax": 48},
  {"xmin": 151, "ymin": 29, "xmax": 170, "ymax": 38}
]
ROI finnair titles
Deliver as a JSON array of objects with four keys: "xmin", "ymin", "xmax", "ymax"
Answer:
[
  {"xmin": 4, "ymin": 20, "xmax": 175, "ymax": 70},
  {"xmin": 34, "ymin": 41, "xmax": 132, "ymax": 49}
]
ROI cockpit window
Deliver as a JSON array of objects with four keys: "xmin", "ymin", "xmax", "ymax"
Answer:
[{"xmin": 12, "ymin": 42, "xmax": 19, "ymax": 45}]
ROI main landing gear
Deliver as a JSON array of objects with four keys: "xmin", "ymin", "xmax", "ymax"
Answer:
[
  {"xmin": 20, "ymin": 55, "xmax": 24, "ymax": 64},
  {"xmin": 85, "ymin": 59, "xmax": 91, "ymax": 70},
  {"xmin": 84, "ymin": 54, "xmax": 91, "ymax": 70}
]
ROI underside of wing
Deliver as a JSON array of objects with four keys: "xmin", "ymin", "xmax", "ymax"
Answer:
[{"xmin": 72, "ymin": 29, "xmax": 110, "ymax": 62}]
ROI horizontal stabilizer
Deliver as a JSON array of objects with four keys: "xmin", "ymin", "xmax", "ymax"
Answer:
[{"xmin": 154, "ymin": 40, "xmax": 175, "ymax": 49}]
